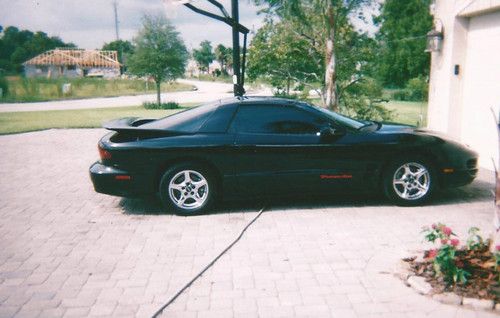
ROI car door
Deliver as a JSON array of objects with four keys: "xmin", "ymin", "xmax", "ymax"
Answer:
[{"xmin": 229, "ymin": 103, "xmax": 361, "ymax": 196}]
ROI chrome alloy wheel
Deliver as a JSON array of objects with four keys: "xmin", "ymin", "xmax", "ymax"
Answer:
[
  {"xmin": 168, "ymin": 170, "xmax": 209, "ymax": 210},
  {"xmin": 392, "ymin": 162, "xmax": 430, "ymax": 200}
]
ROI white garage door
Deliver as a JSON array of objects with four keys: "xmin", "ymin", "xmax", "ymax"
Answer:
[{"xmin": 461, "ymin": 11, "xmax": 500, "ymax": 169}]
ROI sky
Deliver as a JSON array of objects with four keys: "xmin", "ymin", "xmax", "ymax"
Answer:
[{"xmin": 0, "ymin": 0, "xmax": 266, "ymax": 50}]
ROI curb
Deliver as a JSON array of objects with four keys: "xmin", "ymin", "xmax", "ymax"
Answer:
[{"xmin": 395, "ymin": 259, "xmax": 499, "ymax": 312}]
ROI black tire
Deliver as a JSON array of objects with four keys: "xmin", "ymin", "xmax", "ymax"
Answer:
[
  {"xmin": 383, "ymin": 157, "xmax": 436, "ymax": 206},
  {"xmin": 159, "ymin": 163, "xmax": 217, "ymax": 216}
]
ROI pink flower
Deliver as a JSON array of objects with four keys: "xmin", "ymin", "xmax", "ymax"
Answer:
[
  {"xmin": 432, "ymin": 223, "xmax": 437, "ymax": 229},
  {"xmin": 495, "ymin": 245, "xmax": 500, "ymax": 252},
  {"xmin": 442, "ymin": 227, "xmax": 452, "ymax": 236},
  {"xmin": 450, "ymin": 239, "xmax": 459, "ymax": 247},
  {"xmin": 441, "ymin": 239, "xmax": 448, "ymax": 245},
  {"xmin": 427, "ymin": 249, "xmax": 438, "ymax": 259}
]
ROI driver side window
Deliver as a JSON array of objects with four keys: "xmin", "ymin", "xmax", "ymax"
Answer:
[{"xmin": 231, "ymin": 104, "xmax": 328, "ymax": 134}]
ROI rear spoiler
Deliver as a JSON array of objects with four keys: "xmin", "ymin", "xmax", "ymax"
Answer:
[
  {"xmin": 103, "ymin": 117, "xmax": 184, "ymax": 137},
  {"xmin": 103, "ymin": 117, "xmax": 154, "ymax": 130}
]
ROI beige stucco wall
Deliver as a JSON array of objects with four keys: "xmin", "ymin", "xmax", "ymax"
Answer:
[
  {"xmin": 460, "ymin": 11, "xmax": 500, "ymax": 169},
  {"xmin": 427, "ymin": 0, "xmax": 500, "ymax": 169}
]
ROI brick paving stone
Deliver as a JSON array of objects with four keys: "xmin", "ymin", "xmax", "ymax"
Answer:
[
  {"xmin": 0, "ymin": 129, "xmax": 496, "ymax": 317},
  {"xmin": 294, "ymin": 304, "xmax": 331, "ymax": 317},
  {"xmin": 197, "ymin": 309, "xmax": 233, "ymax": 318},
  {"xmin": 13, "ymin": 308, "xmax": 41, "ymax": 318},
  {"xmin": 186, "ymin": 296, "xmax": 210, "ymax": 311},
  {"xmin": 278, "ymin": 291, "xmax": 303, "ymax": 307},
  {"xmin": 256, "ymin": 296, "xmax": 280, "ymax": 308},
  {"xmin": 3, "ymin": 292, "xmax": 32, "ymax": 307},
  {"xmin": 88, "ymin": 302, "xmax": 116, "ymax": 316},
  {"xmin": 0, "ymin": 306, "xmax": 20, "ymax": 317},
  {"xmin": 232, "ymin": 298, "xmax": 257, "ymax": 314},
  {"xmin": 347, "ymin": 292, "xmax": 373, "ymax": 304},
  {"xmin": 330, "ymin": 308, "xmax": 358, "ymax": 318},
  {"xmin": 40, "ymin": 308, "xmax": 65, "ymax": 318},
  {"xmin": 258, "ymin": 305, "xmax": 295, "ymax": 318},
  {"xmin": 209, "ymin": 295, "xmax": 232, "ymax": 309},
  {"xmin": 110, "ymin": 304, "xmax": 138, "ymax": 317},
  {"xmin": 325, "ymin": 294, "xmax": 352, "ymax": 309}
]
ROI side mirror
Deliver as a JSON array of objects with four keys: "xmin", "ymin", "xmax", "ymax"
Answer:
[{"xmin": 319, "ymin": 126, "xmax": 345, "ymax": 141}]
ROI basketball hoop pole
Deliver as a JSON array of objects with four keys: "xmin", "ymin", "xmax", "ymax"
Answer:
[{"xmin": 180, "ymin": 0, "xmax": 249, "ymax": 96}]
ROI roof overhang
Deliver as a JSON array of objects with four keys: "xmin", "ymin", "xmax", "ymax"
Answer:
[{"xmin": 458, "ymin": 0, "xmax": 500, "ymax": 17}]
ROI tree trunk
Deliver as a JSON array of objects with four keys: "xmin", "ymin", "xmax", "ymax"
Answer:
[
  {"xmin": 156, "ymin": 80, "xmax": 161, "ymax": 106},
  {"xmin": 324, "ymin": 2, "xmax": 338, "ymax": 111},
  {"xmin": 286, "ymin": 77, "xmax": 291, "ymax": 95}
]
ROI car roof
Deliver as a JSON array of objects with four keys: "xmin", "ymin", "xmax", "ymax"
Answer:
[{"xmin": 216, "ymin": 96, "xmax": 298, "ymax": 106}]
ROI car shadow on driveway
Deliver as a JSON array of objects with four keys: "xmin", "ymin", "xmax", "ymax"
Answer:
[
  {"xmin": 119, "ymin": 196, "xmax": 268, "ymax": 216},
  {"xmin": 118, "ymin": 177, "xmax": 494, "ymax": 216}
]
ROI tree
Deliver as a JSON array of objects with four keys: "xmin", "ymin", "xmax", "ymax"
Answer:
[
  {"xmin": 0, "ymin": 26, "xmax": 75, "ymax": 74},
  {"xmin": 102, "ymin": 39, "xmax": 134, "ymax": 73},
  {"xmin": 214, "ymin": 44, "xmax": 231, "ymax": 75},
  {"xmin": 127, "ymin": 14, "xmax": 188, "ymax": 106},
  {"xmin": 248, "ymin": 19, "xmax": 322, "ymax": 95},
  {"xmin": 193, "ymin": 40, "xmax": 215, "ymax": 73},
  {"xmin": 255, "ymin": 0, "xmax": 373, "ymax": 111},
  {"xmin": 374, "ymin": 0, "xmax": 433, "ymax": 87}
]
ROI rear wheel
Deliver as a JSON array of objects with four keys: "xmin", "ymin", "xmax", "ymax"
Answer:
[
  {"xmin": 159, "ymin": 164, "xmax": 216, "ymax": 216},
  {"xmin": 383, "ymin": 158, "xmax": 435, "ymax": 206}
]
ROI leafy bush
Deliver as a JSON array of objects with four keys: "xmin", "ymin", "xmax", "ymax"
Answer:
[
  {"xmin": 407, "ymin": 76, "xmax": 429, "ymax": 101},
  {"xmin": 0, "ymin": 77, "xmax": 8, "ymax": 98},
  {"xmin": 422, "ymin": 223, "xmax": 470, "ymax": 284},
  {"xmin": 392, "ymin": 76, "xmax": 428, "ymax": 101},
  {"xmin": 340, "ymin": 78, "xmax": 393, "ymax": 122},
  {"xmin": 392, "ymin": 89, "xmax": 410, "ymax": 101},
  {"xmin": 409, "ymin": 224, "xmax": 500, "ymax": 301},
  {"xmin": 143, "ymin": 101, "xmax": 180, "ymax": 110},
  {"xmin": 273, "ymin": 91, "xmax": 299, "ymax": 100}
]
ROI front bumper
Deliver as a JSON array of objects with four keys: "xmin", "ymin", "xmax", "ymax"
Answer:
[
  {"xmin": 439, "ymin": 158, "xmax": 478, "ymax": 188},
  {"xmin": 89, "ymin": 162, "xmax": 152, "ymax": 197},
  {"xmin": 440, "ymin": 168, "xmax": 477, "ymax": 188}
]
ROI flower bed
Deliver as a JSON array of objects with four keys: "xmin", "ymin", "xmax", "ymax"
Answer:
[{"xmin": 403, "ymin": 224, "xmax": 500, "ymax": 307}]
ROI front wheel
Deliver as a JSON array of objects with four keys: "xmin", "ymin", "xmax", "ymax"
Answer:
[
  {"xmin": 159, "ymin": 164, "xmax": 216, "ymax": 216},
  {"xmin": 383, "ymin": 158, "xmax": 436, "ymax": 206}
]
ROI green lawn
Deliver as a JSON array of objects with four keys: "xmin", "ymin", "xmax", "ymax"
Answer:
[
  {"xmin": 1, "ymin": 77, "xmax": 195, "ymax": 103},
  {"xmin": 0, "ymin": 106, "xmax": 189, "ymax": 135},
  {"xmin": 384, "ymin": 100, "xmax": 428, "ymax": 126},
  {"xmin": 187, "ymin": 74, "xmax": 233, "ymax": 83}
]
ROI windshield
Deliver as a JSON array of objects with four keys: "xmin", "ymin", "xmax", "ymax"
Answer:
[
  {"xmin": 140, "ymin": 101, "xmax": 219, "ymax": 132},
  {"xmin": 308, "ymin": 104, "xmax": 365, "ymax": 129}
]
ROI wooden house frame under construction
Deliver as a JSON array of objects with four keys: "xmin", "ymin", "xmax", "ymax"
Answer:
[{"xmin": 23, "ymin": 48, "xmax": 121, "ymax": 79}]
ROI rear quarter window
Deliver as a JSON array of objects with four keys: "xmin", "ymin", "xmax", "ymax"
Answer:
[
  {"xmin": 140, "ymin": 102, "xmax": 219, "ymax": 132},
  {"xmin": 199, "ymin": 103, "xmax": 238, "ymax": 133}
]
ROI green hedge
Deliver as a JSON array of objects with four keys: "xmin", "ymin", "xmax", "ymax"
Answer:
[
  {"xmin": 0, "ymin": 77, "xmax": 9, "ymax": 98},
  {"xmin": 143, "ymin": 101, "xmax": 180, "ymax": 110},
  {"xmin": 392, "ymin": 77, "xmax": 428, "ymax": 101}
]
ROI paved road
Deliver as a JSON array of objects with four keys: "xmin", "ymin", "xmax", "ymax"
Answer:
[
  {"xmin": 0, "ymin": 128, "xmax": 497, "ymax": 317},
  {"xmin": 0, "ymin": 80, "xmax": 272, "ymax": 113}
]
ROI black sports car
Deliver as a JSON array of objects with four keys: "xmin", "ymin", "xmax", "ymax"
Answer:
[{"xmin": 90, "ymin": 97, "xmax": 478, "ymax": 215}]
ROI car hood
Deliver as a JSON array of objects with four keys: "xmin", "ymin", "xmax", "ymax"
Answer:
[
  {"xmin": 377, "ymin": 123, "xmax": 470, "ymax": 147},
  {"xmin": 378, "ymin": 123, "xmax": 451, "ymax": 139},
  {"xmin": 414, "ymin": 128, "xmax": 464, "ymax": 143}
]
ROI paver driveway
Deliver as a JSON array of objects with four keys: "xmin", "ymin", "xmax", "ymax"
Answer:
[{"xmin": 0, "ymin": 128, "xmax": 497, "ymax": 318}]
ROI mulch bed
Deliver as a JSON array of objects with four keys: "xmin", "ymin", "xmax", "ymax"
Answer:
[{"xmin": 403, "ymin": 245, "xmax": 500, "ymax": 301}]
